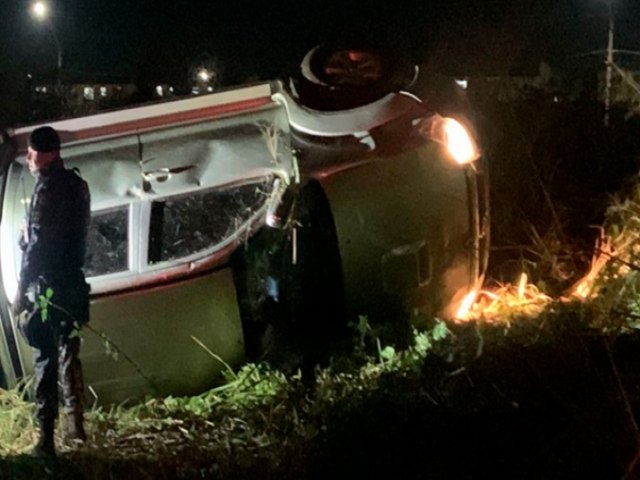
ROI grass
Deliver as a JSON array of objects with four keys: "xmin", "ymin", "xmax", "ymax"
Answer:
[
  {"xmin": 0, "ymin": 380, "xmax": 36, "ymax": 456},
  {"xmin": 3, "ymin": 96, "xmax": 640, "ymax": 479},
  {"xmin": 5, "ymin": 177, "xmax": 640, "ymax": 477}
]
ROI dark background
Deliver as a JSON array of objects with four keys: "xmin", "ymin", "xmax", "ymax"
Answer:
[{"xmin": 2, "ymin": 0, "xmax": 639, "ymax": 85}]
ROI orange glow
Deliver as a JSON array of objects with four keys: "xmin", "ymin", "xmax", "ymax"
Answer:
[
  {"xmin": 455, "ymin": 233, "xmax": 619, "ymax": 322},
  {"xmin": 455, "ymin": 289, "xmax": 478, "ymax": 320},
  {"xmin": 517, "ymin": 273, "xmax": 527, "ymax": 298},
  {"xmin": 419, "ymin": 115, "xmax": 480, "ymax": 165},
  {"xmin": 568, "ymin": 233, "xmax": 613, "ymax": 300},
  {"xmin": 443, "ymin": 118, "xmax": 478, "ymax": 165},
  {"xmin": 455, "ymin": 274, "xmax": 552, "ymax": 323}
]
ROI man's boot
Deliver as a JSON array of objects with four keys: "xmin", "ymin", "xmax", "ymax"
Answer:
[
  {"xmin": 66, "ymin": 410, "xmax": 86, "ymax": 442},
  {"xmin": 32, "ymin": 420, "xmax": 56, "ymax": 458}
]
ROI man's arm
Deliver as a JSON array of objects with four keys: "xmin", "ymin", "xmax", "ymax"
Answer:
[{"xmin": 15, "ymin": 181, "xmax": 61, "ymax": 310}]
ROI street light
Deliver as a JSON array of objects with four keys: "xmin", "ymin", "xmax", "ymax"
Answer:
[
  {"xmin": 30, "ymin": 1, "xmax": 63, "ymax": 96},
  {"xmin": 32, "ymin": 1, "xmax": 47, "ymax": 19},
  {"xmin": 197, "ymin": 68, "xmax": 212, "ymax": 83}
]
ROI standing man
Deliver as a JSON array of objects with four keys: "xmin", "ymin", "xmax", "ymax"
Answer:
[{"xmin": 13, "ymin": 126, "xmax": 91, "ymax": 457}]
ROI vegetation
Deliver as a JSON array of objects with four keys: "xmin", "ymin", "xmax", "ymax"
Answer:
[{"xmin": 2, "ymin": 93, "xmax": 640, "ymax": 478}]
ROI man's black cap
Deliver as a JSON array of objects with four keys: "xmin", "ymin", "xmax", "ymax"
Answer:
[{"xmin": 29, "ymin": 126, "xmax": 60, "ymax": 153}]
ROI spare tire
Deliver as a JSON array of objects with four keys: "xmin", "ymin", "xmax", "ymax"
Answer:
[{"xmin": 295, "ymin": 45, "xmax": 417, "ymax": 111}]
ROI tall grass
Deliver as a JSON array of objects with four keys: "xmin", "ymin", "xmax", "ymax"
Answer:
[{"xmin": 0, "ymin": 380, "xmax": 37, "ymax": 455}]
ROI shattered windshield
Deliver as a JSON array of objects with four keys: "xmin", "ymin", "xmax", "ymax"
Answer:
[
  {"xmin": 84, "ymin": 207, "xmax": 129, "ymax": 278},
  {"xmin": 147, "ymin": 177, "xmax": 274, "ymax": 264}
]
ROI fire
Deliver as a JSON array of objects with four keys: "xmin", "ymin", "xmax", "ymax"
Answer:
[
  {"xmin": 455, "ymin": 289, "xmax": 478, "ymax": 320},
  {"xmin": 567, "ymin": 232, "xmax": 614, "ymax": 300},
  {"xmin": 453, "ymin": 231, "xmax": 623, "ymax": 323},
  {"xmin": 455, "ymin": 273, "xmax": 552, "ymax": 323},
  {"xmin": 517, "ymin": 272, "xmax": 527, "ymax": 298}
]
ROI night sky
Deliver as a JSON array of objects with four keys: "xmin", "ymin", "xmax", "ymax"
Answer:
[{"xmin": 1, "ymin": 1, "xmax": 640, "ymax": 85}]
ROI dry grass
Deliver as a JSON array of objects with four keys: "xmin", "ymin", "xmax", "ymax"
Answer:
[{"xmin": 0, "ymin": 381, "xmax": 37, "ymax": 455}]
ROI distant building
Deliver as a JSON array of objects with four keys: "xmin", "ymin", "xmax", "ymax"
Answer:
[
  {"xmin": 67, "ymin": 83, "xmax": 138, "ymax": 114},
  {"xmin": 463, "ymin": 61, "xmax": 555, "ymax": 102}
]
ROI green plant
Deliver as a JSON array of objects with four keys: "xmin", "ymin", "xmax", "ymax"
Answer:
[{"xmin": 37, "ymin": 287, "xmax": 53, "ymax": 322}]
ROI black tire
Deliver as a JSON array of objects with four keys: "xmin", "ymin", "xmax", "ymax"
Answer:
[
  {"xmin": 294, "ymin": 45, "xmax": 415, "ymax": 111},
  {"xmin": 233, "ymin": 182, "xmax": 345, "ymax": 374}
]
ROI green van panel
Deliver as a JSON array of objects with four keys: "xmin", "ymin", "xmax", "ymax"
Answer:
[
  {"xmin": 319, "ymin": 142, "xmax": 476, "ymax": 320},
  {"xmin": 16, "ymin": 268, "xmax": 244, "ymax": 405}
]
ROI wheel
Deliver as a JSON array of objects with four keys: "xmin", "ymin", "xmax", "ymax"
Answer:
[
  {"xmin": 294, "ymin": 45, "xmax": 416, "ymax": 111},
  {"xmin": 233, "ymin": 181, "xmax": 345, "ymax": 373}
]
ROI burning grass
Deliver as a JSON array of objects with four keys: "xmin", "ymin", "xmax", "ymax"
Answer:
[
  {"xmin": 456, "ymin": 179, "xmax": 640, "ymax": 331},
  {"xmin": 458, "ymin": 273, "xmax": 553, "ymax": 323},
  {"xmin": 3, "ymin": 157, "xmax": 640, "ymax": 478}
]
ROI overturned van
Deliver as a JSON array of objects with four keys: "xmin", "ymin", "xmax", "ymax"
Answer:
[{"xmin": 0, "ymin": 52, "xmax": 488, "ymax": 404}]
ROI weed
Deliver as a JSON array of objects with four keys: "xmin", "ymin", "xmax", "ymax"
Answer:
[{"xmin": 0, "ymin": 379, "xmax": 36, "ymax": 455}]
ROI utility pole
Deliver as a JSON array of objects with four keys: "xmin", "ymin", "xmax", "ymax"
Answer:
[{"xmin": 604, "ymin": 0, "xmax": 614, "ymax": 127}]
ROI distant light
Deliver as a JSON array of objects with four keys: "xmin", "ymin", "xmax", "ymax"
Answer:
[
  {"xmin": 27, "ymin": 73, "xmax": 33, "ymax": 79},
  {"xmin": 155, "ymin": 85, "xmax": 164, "ymax": 97},
  {"xmin": 100, "ymin": 86, "xmax": 107, "ymax": 97},
  {"xmin": 191, "ymin": 86, "xmax": 200, "ymax": 95},
  {"xmin": 455, "ymin": 79, "xmax": 468, "ymax": 90},
  {"xmin": 32, "ymin": 1, "xmax": 48, "ymax": 20},
  {"xmin": 83, "ymin": 86, "xmax": 94, "ymax": 101},
  {"xmin": 197, "ymin": 68, "xmax": 211, "ymax": 82},
  {"xmin": 206, "ymin": 86, "xmax": 213, "ymax": 92},
  {"xmin": 169, "ymin": 86, "xmax": 174, "ymax": 93}
]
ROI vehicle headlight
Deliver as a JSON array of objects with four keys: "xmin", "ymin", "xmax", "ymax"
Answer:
[{"xmin": 418, "ymin": 115, "xmax": 480, "ymax": 165}]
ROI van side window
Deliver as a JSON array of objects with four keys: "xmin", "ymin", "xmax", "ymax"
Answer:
[
  {"xmin": 148, "ymin": 181, "xmax": 270, "ymax": 264},
  {"xmin": 84, "ymin": 207, "xmax": 129, "ymax": 277}
]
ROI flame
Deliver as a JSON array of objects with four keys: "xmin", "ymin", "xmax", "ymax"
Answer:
[
  {"xmin": 455, "ymin": 289, "xmax": 478, "ymax": 320},
  {"xmin": 517, "ymin": 273, "xmax": 527, "ymax": 298},
  {"xmin": 452, "ymin": 230, "xmax": 623, "ymax": 323},
  {"xmin": 455, "ymin": 274, "xmax": 552, "ymax": 323},
  {"xmin": 568, "ymin": 232, "xmax": 613, "ymax": 300}
]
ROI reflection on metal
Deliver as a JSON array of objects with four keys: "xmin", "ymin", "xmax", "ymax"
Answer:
[{"xmin": 273, "ymin": 89, "xmax": 418, "ymax": 137}]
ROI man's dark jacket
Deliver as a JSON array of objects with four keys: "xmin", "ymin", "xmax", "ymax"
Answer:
[{"xmin": 18, "ymin": 159, "xmax": 91, "ymax": 331}]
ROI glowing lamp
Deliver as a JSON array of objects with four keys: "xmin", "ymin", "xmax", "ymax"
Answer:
[
  {"xmin": 32, "ymin": 1, "xmax": 48, "ymax": 20},
  {"xmin": 419, "ymin": 115, "xmax": 480, "ymax": 165}
]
